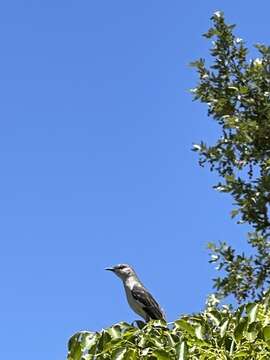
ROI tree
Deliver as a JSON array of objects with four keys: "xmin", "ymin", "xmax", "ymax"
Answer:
[
  {"xmin": 67, "ymin": 12, "xmax": 270, "ymax": 359},
  {"xmin": 67, "ymin": 296, "xmax": 270, "ymax": 359},
  {"xmin": 191, "ymin": 11, "xmax": 270, "ymax": 303}
]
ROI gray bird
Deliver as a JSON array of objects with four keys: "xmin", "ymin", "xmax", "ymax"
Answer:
[{"xmin": 106, "ymin": 264, "xmax": 166, "ymax": 322}]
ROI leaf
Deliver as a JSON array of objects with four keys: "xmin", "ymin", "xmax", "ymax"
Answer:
[
  {"xmin": 263, "ymin": 326, "xmax": 270, "ymax": 342},
  {"xmin": 107, "ymin": 325, "xmax": 122, "ymax": 339},
  {"xmin": 111, "ymin": 347, "xmax": 127, "ymax": 360},
  {"xmin": 208, "ymin": 310, "xmax": 221, "ymax": 326},
  {"xmin": 176, "ymin": 341, "xmax": 188, "ymax": 360},
  {"xmin": 195, "ymin": 324, "xmax": 205, "ymax": 340},
  {"xmin": 246, "ymin": 303, "xmax": 259, "ymax": 324},
  {"xmin": 69, "ymin": 342, "xmax": 82, "ymax": 360},
  {"xmin": 228, "ymin": 86, "xmax": 238, "ymax": 92},
  {"xmin": 141, "ymin": 348, "xmax": 151, "ymax": 356},
  {"xmin": 165, "ymin": 332, "xmax": 176, "ymax": 348},
  {"xmin": 234, "ymin": 318, "xmax": 247, "ymax": 342},
  {"xmin": 233, "ymin": 351, "xmax": 249, "ymax": 358},
  {"xmin": 152, "ymin": 349, "xmax": 172, "ymax": 360},
  {"xmin": 192, "ymin": 144, "xmax": 202, "ymax": 151},
  {"xmin": 174, "ymin": 320, "xmax": 195, "ymax": 336},
  {"xmin": 207, "ymin": 242, "xmax": 216, "ymax": 250},
  {"xmin": 150, "ymin": 319, "xmax": 168, "ymax": 328},
  {"xmin": 81, "ymin": 355, "xmax": 95, "ymax": 360},
  {"xmin": 246, "ymin": 321, "xmax": 261, "ymax": 342},
  {"xmin": 220, "ymin": 319, "xmax": 229, "ymax": 338},
  {"xmin": 83, "ymin": 333, "xmax": 99, "ymax": 355},
  {"xmin": 68, "ymin": 333, "xmax": 83, "ymax": 360},
  {"xmin": 121, "ymin": 328, "xmax": 138, "ymax": 342},
  {"xmin": 118, "ymin": 322, "xmax": 134, "ymax": 331},
  {"xmin": 149, "ymin": 336, "xmax": 165, "ymax": 349},
  {"xmin": 123, "ymin": 348, "xmax": 138, "ymax": 360},
  {"xmin": 97, "ymin": 330, "xmax": 112, "ymax": 353},
  {"xmin": 230, "ymin": 209, "xmax": 239, "ymax": 219}
]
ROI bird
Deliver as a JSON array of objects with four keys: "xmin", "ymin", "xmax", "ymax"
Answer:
[{"xmin": 105, "ymin": 263, "xmax": 166, "ymax": 322}]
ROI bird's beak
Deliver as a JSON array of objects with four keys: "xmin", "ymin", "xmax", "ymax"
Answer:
[{"xmin": 105, "ymin": 267, "xmax": 115, "ymax": 272}]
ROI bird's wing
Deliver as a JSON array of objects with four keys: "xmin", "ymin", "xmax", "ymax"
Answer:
[{"xmin": 131, "ymin": 285, "xmax": 165, "ymax": 320}]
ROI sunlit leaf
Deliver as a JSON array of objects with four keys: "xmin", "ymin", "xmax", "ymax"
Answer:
[
  {"xmin": 263, "ymin": 326, "xmax": 270, "ymax": 342},
  {"xmin": 220, "ymin": 319, "xmax": 229, "ymax": 338},
  {"xmin": 246, "ymin": 303, "xmax": 259, "ymax": 324},
  {"xmin": 111, "ymin": 347, "xmax": 127, "ymax": 360},
  {"xmin": 107, "ymin": 325, "xmax": 122, "ymax": 339},
  {"xmin": 174, "ymin": 319, "xmax": 195, "ymax": 336},
  {"xmin": 177, "ymin": 341, "xmax": 188, "ymax": 360},
  {"xmin": 208, "ymin": 310, "xmax": 221, "ymax": 326},
  {"xmin": 195, "ymin": 324, "xmax": 205, "ymax": 340}
]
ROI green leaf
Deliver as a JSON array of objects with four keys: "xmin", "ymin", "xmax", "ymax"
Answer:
[
  {"xmin": 246, "ymin": 303, "xmax": 259, "ymax": 324},
  {"xmin": 195, "ymin": 324, "xmax": 205, "ymax": 340},
  {"xmin": 220, "ymin": 319, "xmax": 229, "ymax": 338},
  {"xmin": 152, "ymin": 349, "xmax": 172, "ymax": 360},
  {"xmin": 246, "ymin": 321, "xmax": 261, "ymax": 342},
  {"xmin": 97, "ymin": 330, "xmax": 112, "ymax": 353},
  {"xmin": 118, "ymin": 322, "xmax": 134, "ymax": 331},
  {"xmin": 263, "ymin": 326, "xmax": 270, "ymax": 341},
  {"xmin": 107, "ymin": 325, "xmax": 122, "ymax": 339},
  {"xmin": 208, "ymin": 310, "xmax": 221, "ymax": 326},
  {"xmin": 81, "ymin": 356, "xmax": 95, "ymax": 360},
  {"xmin": 111, "ymin": 347, "xmax": 127, "ymax": 360},
  {"xmin": 177, "ymin": 341, "xmax": 188, "ymax": 360},
  {"xmin": 174, "ymin": 319, "xmax": 195, "ymax": 336},
  {"xmin": 68, "ymin": 333, "xmax": 83, "ymax": 360},
  {"xmin": 123, "ymin": 348, "xmax": 138, "ymax": 360},
  {"xmin": 165, "ymin": 332, "xmax": 176, "ymax": 348},
  {"xmin": 141, "ymin": 348, "xmax": 151, "ymax": 356},
  {"xmin": 234, "ymin": 318, "xmax": 247, "ymax": 342},
  {"xmin": 233, "ymin": 351, "xmax": 249, "ymax": 358},
  {"xmin": 69, "ymin": 342, "xmax": 82, "ymax": 360},
  {"xmin": 84, "ymin": 335, "xmax": 99, "ymax": 355},
  {"xmin": 230, "ymin": 209, "xmax": 239, "ymax": 219},
  {"xmin": 150, "ymin": 319, "xmax": 168, "ymax": 328}
]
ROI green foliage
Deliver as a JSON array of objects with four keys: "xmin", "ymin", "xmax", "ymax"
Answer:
[
  {"xmin": 191, "ymin": 11, "xmax": 270, "ymax": 302},
  {"xmin": 67, "ymin": 296, "xmax": 270, "ymax": 359}
]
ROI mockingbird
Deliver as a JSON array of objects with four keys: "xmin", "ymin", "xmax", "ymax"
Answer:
[{"xmin": 106, "ymin": 264, "xmax": 166, "ymax": 322}]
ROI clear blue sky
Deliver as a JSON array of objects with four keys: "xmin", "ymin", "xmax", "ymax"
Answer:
[{"xmin": 1, "ymin": 1, "xmax": 270, "ymax": 359}]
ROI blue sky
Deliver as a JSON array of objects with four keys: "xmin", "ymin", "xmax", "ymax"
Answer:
[{"xmin": 1, "ymin": 1, "xmax": 270, "ymax": 359}]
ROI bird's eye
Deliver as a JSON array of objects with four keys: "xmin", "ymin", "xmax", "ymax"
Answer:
[{"xmin": 117, "ymin": 265, "xmax": 126, "ymax": 270}]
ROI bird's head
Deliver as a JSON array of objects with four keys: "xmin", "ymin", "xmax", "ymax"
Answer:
[{"xmin": 105, "ymin": 263, "xmax": 135, "ymax": 280}]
